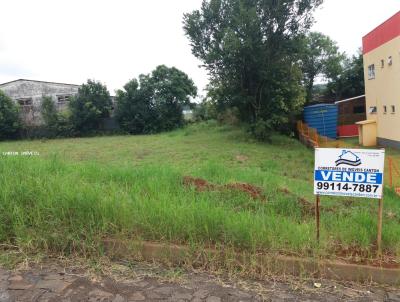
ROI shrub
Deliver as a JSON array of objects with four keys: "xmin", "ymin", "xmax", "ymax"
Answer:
[
  {"xmin": 40, "ymin": 96, "xmax": 58, "ymax": 137},
  {"xmin": 249, "ymin": 118, "xmax": 274, "ymax": 142},
  {"xmin": 115, "ymin": 79, "xmax": 159, "ymax": 134},
  {"xmin": 40, "ymin": 96, "xmax": 74, "ymax": 138},
  {"xmin": 217, "ymin": 107, "xmax": 240, "ymax": 126},
  {"xmin": 69, "ymin": 80, "xmax": 112, "ymax": 134},
  {"xmin": 55, "ymin": 111, "xmax": 75, "ymax": 137},
  {"xmin": 0, "ymin": 90, "xmax": 21, "ymax": 140}
]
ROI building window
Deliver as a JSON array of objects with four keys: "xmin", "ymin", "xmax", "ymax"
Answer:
[
  {"xmin": 353, "ymin": 105, "xmax": 365, "ymax": 114},
  {"xmin": 381, "ymin": 59, "xmax": 385, "ymax": 68},
  {"xmin": 368, "ymin": 64, "xmax": 375, "ymax": 79},
  {"xmin": 17, "ymin": 98, "xmax": 33, "ymax": 107},
  {"xmin": 57, "ymin": 95, "xmax": 71, "ymax": 103},
  {"xmin": 369, "ymin": 106, "xmax": 377, "ymax": 114},
  {"xmin": 392, "ymin": 105, "xmax": 396, "ymax": 114},
  {"xmin": 383, "ymin": 105, "xmax": 387, "ymax": 114},
  {"xmin": 388, "ymin": 56, "xmax": 393, "ymax": 66}
]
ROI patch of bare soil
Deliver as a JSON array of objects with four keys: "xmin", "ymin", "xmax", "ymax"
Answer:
[
  {"xmin": 183, "ymin": 176, "xmax": 266, "ymax": 201},
  {"xmin": 182, "ymin": 176, "xmax": 217, "ymax": 191},
  {"xmin": 279, "ymin": 188, "xmax": 337, "ymax": 216},
  {"xmin": 297, "ymin": 197, "xmax": 316, "ymax": 215},
  {"xmin": 225, "ymin": 183, "xmax": 265, "ymax": 200}
]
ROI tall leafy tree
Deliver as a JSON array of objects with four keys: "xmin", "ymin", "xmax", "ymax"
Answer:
[
  {"xmin": 0, "ymin": 90, "xmax": 20, "ymax": 140},
  {"xmin": 150, "ymin": 65, "xmax": 197, "ymax": 130},
  {"xmin": 69, "ymin": 80, "xmax": 112, "ymax": 133},
  {"xmin": 300, "ymin": 32, "xmax": 345, "ymax": 103},
  {"xmin": 116, "ymin": 65, "xmax": 197, "ymax": 133},
  {"xmin": 115, "ymin": 77, "xmax": 158, "ymax": 134},
  {"xmin": 324, "ymin": 50, "xmax": 364, "ymax": 101},
  {"xmin": 183, "ymin": 0, "xmax": 322, "ymax": 135}
]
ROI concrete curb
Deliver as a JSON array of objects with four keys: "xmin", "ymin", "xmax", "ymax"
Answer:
[{"xmin": 102, "ymin": 240, "xmax": 400, "ymax": 285}]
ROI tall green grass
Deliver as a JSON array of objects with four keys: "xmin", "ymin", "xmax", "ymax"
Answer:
[{"xmin": 0, "ymin": 122, "xmax": 399, "ymax": 260}]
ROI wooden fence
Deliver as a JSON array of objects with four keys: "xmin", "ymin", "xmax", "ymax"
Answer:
[{"xmin": 297, "ymin": 121, "xmax": 348, "ymax": 148}]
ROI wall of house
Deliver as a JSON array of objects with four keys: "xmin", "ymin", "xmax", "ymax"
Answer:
[
  {"xmin": 363, "ymin": 36, "xmax": 400, "ymax": 143},
  {"xmin": 338, "ymin": 97, "xmax": 366, "ymax": 126},
  {"xmin": 0, "ymin": 80, "xmax": 80, "ymax": 125}
]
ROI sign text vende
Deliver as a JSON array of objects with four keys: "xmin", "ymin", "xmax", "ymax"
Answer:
[{"xmin": 315, "ymin": 170, "xmax": 383, "ymax": 184}]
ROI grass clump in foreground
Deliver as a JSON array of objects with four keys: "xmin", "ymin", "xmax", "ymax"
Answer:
[{"xmin": 0, "ymin": 122, "xmax": 399, "ymax": 264}]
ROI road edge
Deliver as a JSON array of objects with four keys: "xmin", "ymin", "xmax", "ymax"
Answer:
[{"xmin": 102, "ymin": 240, "xmax": 400, "ymax": 285}]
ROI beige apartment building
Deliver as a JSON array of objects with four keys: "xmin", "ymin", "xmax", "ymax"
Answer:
[{"xmin": 359, "ymin": 11, "xmax": 400, "ymax": 147}]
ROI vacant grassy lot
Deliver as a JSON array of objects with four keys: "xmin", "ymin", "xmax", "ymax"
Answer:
[{"xmin": 0, "ymin": 122, "xmax": 399, "ymax": 263}]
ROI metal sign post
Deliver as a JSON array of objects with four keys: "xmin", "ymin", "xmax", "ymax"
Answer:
[{"xmin": 314, "ymin": 148, "xmax": 385, "ymax": 256}]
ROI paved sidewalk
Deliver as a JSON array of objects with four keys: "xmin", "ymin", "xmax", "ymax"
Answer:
[{"xmin": 0, "ymin": 261, "xmax": 399, "ymax": 301}]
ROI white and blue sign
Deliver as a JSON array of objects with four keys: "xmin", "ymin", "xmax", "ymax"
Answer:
[{"xmin": 314, "ymin": 148, "xmax": 385, "ymax": 199}]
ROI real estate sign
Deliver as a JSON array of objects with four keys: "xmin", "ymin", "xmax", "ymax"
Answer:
[{"xmin": 314, "ymin": 148, "xmax": 385, "ymax": 199}]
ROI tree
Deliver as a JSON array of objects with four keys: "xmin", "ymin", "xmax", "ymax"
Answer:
[
  {"xmin": 324, "ymin": 50, "xmax": 364, "ymax": 101},
  {"xmin": 300, "ymin": 32, "xmax": 345, "ymax": 103},
  {"xmin": 69, "ymin": 80, "xmax": 112, "ymax": 133},
  {"xmin": 150, "ymin": 65, "xmax": 197, "ymax": 130},
  {"xmin": 115, "ymin": 78, "xmax": 158, "ymax": 134},
  {"xmin": 183, "ymin": 0, "xmax": 322, "ymax": 136},
  {"xmin": 0, "ymin": 90, "xmax": 21, "ymax": 140},
  {"xmin": 116, "ymin": 65, "xmax": 197, "ymax": 133}
]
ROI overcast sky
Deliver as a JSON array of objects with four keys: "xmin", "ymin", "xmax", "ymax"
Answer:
[{"xmin": 0, "ymin": 0, "xmax": 399, "ymax": 96}]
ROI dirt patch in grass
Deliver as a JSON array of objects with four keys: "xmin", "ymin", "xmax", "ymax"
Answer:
[
  {"xmin": 297, "ymin": 198, "xmax": 316, "ymax": 216},
  {"xmin": 279, "ymin": 187, "xmax": 316, "ymax": 216},
  {"xmin": 278, "ymin": 188, "xmax": 337, "ymax": 216},
  {"xmin": 225, "ymin": 183, "xmax": 264, "ymax": 200},
  {"xmin": 183, "ymin": 176, "xmax": 266, "ymax": 201},
  {"xmin": 183, "ymin": 176, "xmax": 217, "ymax": 191},
  {"xmin": 297, "ymin": 198, "xmax": 338, "ymax": 216}
]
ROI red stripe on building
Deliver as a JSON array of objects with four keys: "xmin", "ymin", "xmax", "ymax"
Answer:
[{"xmin": 362, "ymin": 11, "xmax": 400, "ymax": 55}]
